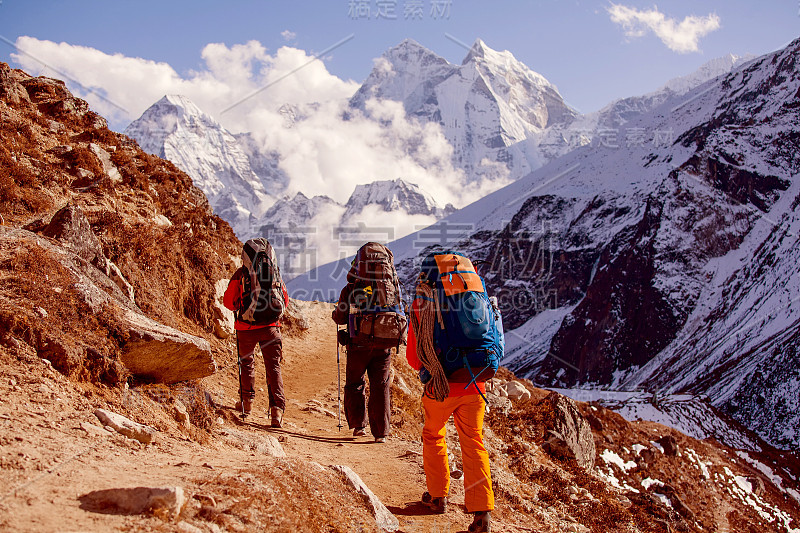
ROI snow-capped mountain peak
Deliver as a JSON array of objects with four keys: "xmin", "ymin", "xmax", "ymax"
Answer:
[
  {"xmin": 351, "ymin": 38, "xmax": 579, "ymax": 184},
  {"xmin": 660, "ymin": 53, "xmax": 756, "ymax": 95},
  {"xmin": 124, "ymin": 94, "xmax": 278, "ymax": 236},
  {"xmin": 350, "ymin": 39, "xmax": 455, "ymax": 110},
  {"xmin": 343, "ymin": 178, "xmax": 454, "ymax": 219}
]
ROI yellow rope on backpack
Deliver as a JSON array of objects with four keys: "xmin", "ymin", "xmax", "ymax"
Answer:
[{"xmin": 413, "ymin": 283, "xmax": 450, "ymax": 402}]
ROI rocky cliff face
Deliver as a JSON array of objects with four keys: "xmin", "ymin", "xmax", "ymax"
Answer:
[{"xmin": 464, "ymin": 40, "xmax": 800, "ymax": 449}]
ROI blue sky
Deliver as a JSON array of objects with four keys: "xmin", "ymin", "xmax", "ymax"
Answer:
[
  {"xmin": 0, "ymin": 0, "xmax": 798, "ymax": 124},
  {"xmin": 1, "ymin": 0, "xmax": 797, "ymax": 267}
]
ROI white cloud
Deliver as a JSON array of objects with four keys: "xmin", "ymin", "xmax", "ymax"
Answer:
[
  {"xmin": 9, "ymin": 37, "xmax": 513, "ymax": 266},
  {"xmin": 11, "ymin": 36, "xmax": 356, "ymax": 128},
  {"xmin": 606, "ymin": 3, "xmax": 721, "ymax": 53},
  {"xmin": 281, "ymin": 30, "xmax": 297, "ymax": 42}
]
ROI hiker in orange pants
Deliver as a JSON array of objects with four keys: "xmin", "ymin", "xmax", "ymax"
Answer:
[
  {"xmin": 422, "ymin": 394, "xmax": 494, "ymax": 513},
  {"xmin": 406, "ymin": 300, "xmax": 494, "ymax": 532}
]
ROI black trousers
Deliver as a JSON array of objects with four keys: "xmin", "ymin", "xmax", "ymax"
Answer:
[{"xmin": 344, "ymin": 345, "xmax": 392, "ymax": 438}]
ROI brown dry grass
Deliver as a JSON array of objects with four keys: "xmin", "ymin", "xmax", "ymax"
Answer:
[{"xmin": 0, "ymin": 241, "xmax": 128, "ymax": 384}]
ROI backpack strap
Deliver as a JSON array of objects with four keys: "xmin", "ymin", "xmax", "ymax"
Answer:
[{"xmin": 461, "ymin": 355, "xmax": 490, "ymax": 403}]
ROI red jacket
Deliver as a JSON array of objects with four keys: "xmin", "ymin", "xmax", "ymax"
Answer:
[
  {"xmin": 223, "ymin": 267, "xmax": 289, "ymax": 330},
  {"xmin": 406, "ymin": 297, "xmax": 486, "ymax": 397}
]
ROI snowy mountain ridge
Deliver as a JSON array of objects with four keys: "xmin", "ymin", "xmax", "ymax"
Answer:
[
  {"xmin": 125, "ymin": 96, "xmax": 450, "ymax": 244},
  {"xmin": 124, "ymin": 95, "xmax": 279, "ymax": 236},
  {"xmin": 351, "ymin": 38, "xmax": 579, "ymax": 183},
  {"xmin": 126, "ymin": 40, "xmax": 750, "ymax": 256},
  {"xmin": 343, "ymin": 178, "xmax": 454, "ymax": 219}
]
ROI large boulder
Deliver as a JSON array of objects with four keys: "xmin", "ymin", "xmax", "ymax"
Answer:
[
  {"xmin": 0, "ymin": 63, "xmax": 32, "ymax": 105},
  {"xmin": 503, "ymin": 380, "xmax": 532, "ymax": 401},
  {"xmin": 485, "ymin": 391, "xmax": 513, "ymax": 416},
  {"xmin": 42, "ymin": 204, "xmax": 105, "ymax": 265},
  {"xmin": 541, "ymin": 392, "xmax": 596, "ymax": 470},
  {"xmin": 42, "ymin": 204, "xmax": 135, "ymax": 303},
  {"xmin": 657, "ymin": 435, "xmax": 680, "ymax": 457},
  {"xmin": 120, "ymin": 308, "xmax": 215, "ymax": 384},
  {"xmin": 94, "ymin": 409, "xmax": 158, "ymax": 444},
  {"xmin": 89, "ymin": 143, "xmax": 123, "ymax": 183},
  {"xmin": 212, "ymin": 278, "xmax": 234, "ymax": 339}
]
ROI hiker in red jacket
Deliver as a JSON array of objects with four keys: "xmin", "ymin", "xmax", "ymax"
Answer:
[{"xmin": 223, "ymin": 239, "xmax": 289, "ymax": 428}]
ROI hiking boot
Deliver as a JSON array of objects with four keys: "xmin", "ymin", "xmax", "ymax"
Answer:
[
  {"xmin": 374, "ymin": 437, "xmax": 386, "ymax": 443},
  {"xmin": 234, "ymin": 399, "xmax": 251, "ymax": 416},
  {"xmin": 353, "ymin": 427, "xmax": 367, "ymax": 437},
  {"xmin": 270, "ymin": 407, "xmax": 283, "ymax": 428},
  {"xmin": 468, "ymin": 511, "xmax": 491, "ymax": 533},
  {"xmin": 421, "ymin": 491, "xmax": 447, "ymax": 514}
]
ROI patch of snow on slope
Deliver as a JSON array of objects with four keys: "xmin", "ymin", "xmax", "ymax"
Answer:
[
  {"xmin": 641, "ymin": 477, "xmax": 663, "ymax": 490},
  {"xmin": 551, "ymin": 389, "xmax": 761, "ymax": 451},
  {"xmin": 685, "ymin": 449, "xmax": 711, "ymax": 480},
  {"xmin": 736, "ymin": 451, "xmax": 800, "ymax": 506},
  {"xmin": 723, "ymin": 466, "xmax": 800, "ymax": 532},
  {"xmin": 601, "ymin": 449, "xmax": 637, "ymax": 472}
]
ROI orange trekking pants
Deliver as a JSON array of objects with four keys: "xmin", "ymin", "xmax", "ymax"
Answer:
[{"xmin": 422, "ymin": 394, "xmax": 494, "ymax": 513}]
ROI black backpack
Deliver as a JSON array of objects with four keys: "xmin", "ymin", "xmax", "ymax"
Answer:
[{"xmin": 237, "ymin": 238, "xmax": 286, "ymax": 325}]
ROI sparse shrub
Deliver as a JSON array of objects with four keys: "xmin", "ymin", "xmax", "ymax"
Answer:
[{"xmin": 61, "ymin": 144, "xmax": 103, "ymax": 177}]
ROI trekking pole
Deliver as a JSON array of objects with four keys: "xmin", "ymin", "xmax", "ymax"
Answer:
[
  {"xmin": 235, "ymin": 330, "xmax": 247, "ymax": 420},
  {"xmin": 336, "ymin": 326, "xmax": 344, "ymax": 432}
]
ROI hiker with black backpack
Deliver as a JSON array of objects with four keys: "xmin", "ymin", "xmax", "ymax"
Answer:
[
  {"xmin": 331, "ymin": 242, "xmax": 408, "ymax": 443},
  {"xmin": 405, "ymin": 250, "xmax": 503, "ymax": 533},
  {"xmin": 223, "ymin": 238, "xmax": 289, "ymax": 428}
]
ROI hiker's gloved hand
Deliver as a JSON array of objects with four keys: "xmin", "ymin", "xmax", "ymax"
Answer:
[{"xmin": 331, "ymin": 302, "xmax": 348, "ymax": 325}]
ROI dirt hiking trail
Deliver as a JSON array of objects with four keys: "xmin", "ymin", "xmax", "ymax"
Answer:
[{"xmin": 0, "ymin": 300, "xmax": 526, "ymax": 532}]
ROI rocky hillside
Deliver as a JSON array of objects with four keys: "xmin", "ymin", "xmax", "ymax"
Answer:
[{"xmin": 0, "ymin": 62, "xmax": 245, "ymax": 387}]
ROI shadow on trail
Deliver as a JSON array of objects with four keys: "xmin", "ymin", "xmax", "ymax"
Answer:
[
  {"xmin": 386, "ymin": 501, "xmax": 432, "ymax": 517},
  {"xmin": 237, "ymin": 418, "xmax": 382, "ymax": 445},
  {"xmin": 387, "ymin": 504, "xmax": 469, "ymax": 533}
]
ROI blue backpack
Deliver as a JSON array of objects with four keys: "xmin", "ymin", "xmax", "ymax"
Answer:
[{"xmin": 418, "ymin": 251, "xmax": 504, "ymax": 389}]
